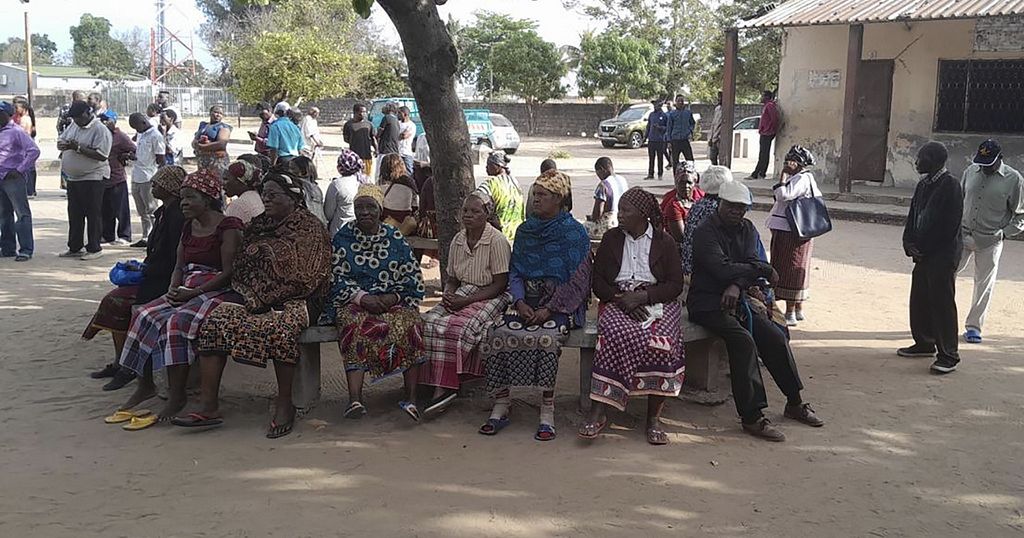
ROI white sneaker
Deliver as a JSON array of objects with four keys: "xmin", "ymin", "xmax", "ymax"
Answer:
[
  {"xmin": 112, "ymin": 239, "xmax": 131, "ymax": 246},
  {"xmin": 784, "ymin": 313, "xmax": 798, "ymax": 326},
  {"xmin": 80, "ymin": 251, "xmax": 104, "ymax": 261}
]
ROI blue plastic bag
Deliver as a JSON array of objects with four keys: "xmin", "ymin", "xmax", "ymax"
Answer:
[{"xmin": 109, "ymin": 260, "xmax": 146, "ymax": 287}]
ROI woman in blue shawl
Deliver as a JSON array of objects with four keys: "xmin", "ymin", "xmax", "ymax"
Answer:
[
  {"xmin": 479, "ymin": 170, "xmax": 592, "ymax": 441},
  {"xmin": 320, "ymin": 184, "xmax": 426, "ymax": 422}
]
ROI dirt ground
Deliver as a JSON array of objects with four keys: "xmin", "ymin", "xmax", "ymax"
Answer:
[{"xmin": 2, "ymin": 159, "xmax": 1023, "ymax": 536}]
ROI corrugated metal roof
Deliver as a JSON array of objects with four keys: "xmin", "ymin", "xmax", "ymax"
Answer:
[{"xmin": 739, "ymin": 0, "xmax": 1024, "ymax": 28}]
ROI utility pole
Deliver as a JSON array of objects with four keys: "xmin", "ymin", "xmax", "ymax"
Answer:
[{"xmin": 21, "ymin": 0, "xmax": 32, "ymax": 106}]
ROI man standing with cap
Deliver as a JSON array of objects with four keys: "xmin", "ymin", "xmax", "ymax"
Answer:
[
  {"xmin": 958, "ymin": 139, "xmax": 1024, "ymax": 344},
  {"xmin": 688, "ymin": 180, "xmax": 824, "ymax": 442},
  {"xmin": 0, "ymin": 100, "xmax": 40, "ymax": 261},
  {"xmin": 265, "ymin": 101, "xmax": 304, "ymax": 166},
  {"xmin": 58, "ymin": 100, "xmax": 112, "ymax": 261},
  {"xmin": 97, "ymin": 110, "xmax": 134, "ymax": 247},
  {"xmin": 899, "ymin": 141, "xmax": 963, "ymax": 373}
]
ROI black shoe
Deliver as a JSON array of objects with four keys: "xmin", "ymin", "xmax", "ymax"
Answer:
[
  {"xmin": 130, "ymin": 240, "xmax": 148, "ymax": 248},
  {"xmin": 897, "ymin": 344, "xmax": 936, "ymax": 358},
  {"xmin": 90, "ymin": 362, "xmax": 119, "ymax": 379},
  {"xmin": 741, "ymin": 417, "xmax": 786, "ymax": 442},
  {"xmin": 930, "ymin": 356, "xmax": 959, "ymax": 374},
  {"xmin": 102, "ymin": 369, "xmax": 137, "ymax": 391},
  {"xmin": 784, "ymin": 402, "xmax": 825, "ymax": 427}
]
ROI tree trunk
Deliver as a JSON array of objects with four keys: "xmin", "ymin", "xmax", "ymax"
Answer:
[
  {"xmin": 377, "ymin": 0, "xmax": 474, "ymax": 277},
  {"xmin": 525, "ymin": 100, "xmax": 535, "ymax": 135}
]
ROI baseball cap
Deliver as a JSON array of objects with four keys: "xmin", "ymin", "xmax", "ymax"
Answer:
[
  {"xmin": 719, "ymin": 180, "xmax": 753, "ymax": 206},
  {"xmin": 99, "ymin": 110, "xmax": 118, "ymax": 122},
  {"xmin": 973, "ymin": 139, "xmax": 1001, "ymax": 166},
  {"xmin": 274, "ymin": 101, "xmax": 291, "ymax": 114}
]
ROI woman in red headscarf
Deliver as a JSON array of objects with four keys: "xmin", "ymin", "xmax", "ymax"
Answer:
[{"xmin": 109, "ymin": 169, "xmax": 244, "ymax": 430}]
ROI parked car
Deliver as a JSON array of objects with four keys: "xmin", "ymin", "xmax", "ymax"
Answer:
[
  {"xmin": 368, "ymin": 98, "xmax": 519, "ymax": 153},
  {"xmin": 599, "ymin": 103, "xmax": 653, "ymax": 149},
  {"xmin": 730, "ymin": 115, "xmax": 774, "ymax": 160}
]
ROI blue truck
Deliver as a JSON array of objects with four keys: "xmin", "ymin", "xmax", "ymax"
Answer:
[{"xmin": 368, "ymin": 97, "xmax": 521, "ymax": 154}]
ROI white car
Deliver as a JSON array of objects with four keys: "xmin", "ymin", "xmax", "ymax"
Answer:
[
  {"xmin": 487, "ymin": 113, "xmax": 521, "ymax": 154},
  {"xmin": 730, "ymin": 116, "xmax": 774, "ymax": 160}
]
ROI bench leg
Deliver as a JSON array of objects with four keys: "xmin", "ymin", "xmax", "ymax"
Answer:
[
  {"xmin": 578, "ymin": 348, "xmax": 595, "ymax": 413},
  {"xmin": 683, "ymin": 339, "xmax": 719, "ymax": 392},
  {"xmin": 293, "ymin": 342, "xmax": 322, "ymax": 412}
]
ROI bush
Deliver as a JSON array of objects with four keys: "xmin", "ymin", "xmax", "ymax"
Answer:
[{"xmin": 547, "ymin": 149, "xmax": 572, "ymax": 159}]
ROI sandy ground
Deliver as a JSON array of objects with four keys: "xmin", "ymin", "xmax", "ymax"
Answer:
[{"xmin": 3, "ymin": 161, "xmax": 1024, "ymax": 536}]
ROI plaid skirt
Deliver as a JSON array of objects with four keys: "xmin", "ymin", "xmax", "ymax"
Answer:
[
  {"xmin": 591, "ymin": 302, "xmax": 686, "ymax": 411},
  {"xmin": 119, "ymin": 265, "xmax": 236, "ymax": 374},
  {"xmin": 420, "ymin": 285, "xmax": 510, "ymax": 390},
  {"xmin": 197, "ymin": 299, "xmax": 310, "ymax": 368},
  {"xmin": 770, "ymin": 229, "xmax": 813, "ymax": 302},
  {"xmin": 81, "ymin": 285, "xmax": 139, "ymax": 339}
]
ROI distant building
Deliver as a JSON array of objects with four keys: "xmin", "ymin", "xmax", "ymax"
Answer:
[{"xmin": 0, "ymin": 63, "xmax": 148, "ymax": 96}]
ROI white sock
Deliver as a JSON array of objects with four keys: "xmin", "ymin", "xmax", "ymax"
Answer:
[
  {"xmin": 490, "ymin": 389, "xmax": 511, "ymax": 419},
  {"xmin": 539, "ymin": 394, "xmax": 555, "ymax": 426}
]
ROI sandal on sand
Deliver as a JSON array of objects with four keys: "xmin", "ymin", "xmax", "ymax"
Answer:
[
  {"xmin": 122, "ymin": 414, "xmax": 162, "ymax": 431},
  {"xmin": 646, "ymin": 427, "xmax": 669, "ymax": 445},
  {"xmin": 478, "ymin": 416, "xmax": 510, "ymax": 436},
  {"xmin": 104, "ymin": 409, "xmax": 151, "ymax": 424},
  {"xmin": 343, "ymin": 401, "xmax": 367, "ymax": 419},
  {"xmin": 399, "ymin": 401, "xmax": 421, "ymax": 423},
  {"xmin": 577, "ymin": 417, "xmax": 609, "ymax": 440},
  {"xmin": 171, "ymin": 412, "xmax": 223, "ymax": 428},
  {"xmin": 535, "ymin": 424, "xmax": 556, "ymax": 442},
  {"xmin": 266, "ymin": 419, "xmax": 294, "ymax": 439},
  {"xmin": 424, "ymin": 391, "xmax": 458, "ymax": 415}
]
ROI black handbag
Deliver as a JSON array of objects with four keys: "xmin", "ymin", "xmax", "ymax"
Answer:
[{"xmin": 785, "ymin": 195, "xmax": 832, "ymax": 239}]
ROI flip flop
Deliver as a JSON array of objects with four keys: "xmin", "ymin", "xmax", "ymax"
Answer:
[
  {"xmin": 577, "ymin": 416, "xmax": 609, "ymax": 440},
  {"xmin": 478, "ymin": 416, "xmax": 510, "ymax": 436},
  {"xmin": 399, "ymin": 401, "xmax": 421, "ymax": 423},
  {"xmin": 122, "ymin": 414, "xmax": 160, "ymax": 431},
  {"xmin": 343, "ymin": 401, "xmax": 367, "ymax": 419},
  {"xmin": 535, "ymin": 423, "xmax": 557, "ymax": 442},
  {"xmin": 646, "ymin": 427, "xmax": 669, "ymax": 446},
  {"xmin": 104, "ymin": 409, "xmax": 152, "ymax": 424},
  {"xmin": 964, "ymin": 329, "xmax": 982, "ymax": 344},
  {"xmin": 266, "ymin": 419, "xmax": 294, "ymax": 439},
  {"xmin": 424, "ymin": 391, "xmax": 458, "ymax": 415},
  {"xmin": 171, "ymin": 412, "xmax": 224, "ymax": 428}
]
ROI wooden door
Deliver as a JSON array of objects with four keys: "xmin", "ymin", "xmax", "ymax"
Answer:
[{"xmin": 850, "ymin": 60, "xmax": 894, "ymax": 182}]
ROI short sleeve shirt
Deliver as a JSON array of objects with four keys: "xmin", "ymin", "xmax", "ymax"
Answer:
[
  {"xmin": 132, "ymin": 127, "xmax": 166, "ymax": 183},
  {"xmin": 399, "ymin": 121, "xmax": 416, "ymax": 156},
  {"xmin": 594, "ymin": 174, "xmax": 629, "ymax": 215},
  {"xmin": 447, "ymin": 224, "xmax": 512, "ymax": 287}
]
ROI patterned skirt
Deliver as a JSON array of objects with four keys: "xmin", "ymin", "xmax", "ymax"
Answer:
[
  {"xmin": 198, "ymin": 299, "xmax": 310, "ymax": 367},
  {"xmin": 335, "ymin": 303, "xmax": 424, "ymax": 380},
  {"xmin": 420, "ymin": 286, "xmax": 510, "ymax": 390},
  {"xmin": 197, "ymin": 152, "xmax": 230, "ymax": 175},
  {"xmin": 119, "ymin": 265, "xmax": 236, "ymax": 374},
  {"xmin": 770, "ymin": 229, "xmax": 813, "ymax": 302},
  {"xmin": 482, "ymin": 311, "xmax": 570, "ymax": 392},
  {"xmin": 591, "ymin": 302, "xmax": 686, "ymax": 411},
  {"xmin": 81, "ymin": 285, "xmax": 139, "ymax": 339}
]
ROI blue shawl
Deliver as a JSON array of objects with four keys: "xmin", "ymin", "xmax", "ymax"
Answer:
[{"xmin": 510, "ymin": 211, "xmax": 589, "ymax": 284}]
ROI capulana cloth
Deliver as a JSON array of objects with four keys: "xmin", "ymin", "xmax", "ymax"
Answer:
[
  {"xmin": 183, "ymin": 169, "xmax": 223, "ymax": 200},
  {"xmin": 227, "ymin": 161, "xmax": 260, "ymax": 188},
  {"xmin": 534, "ymin": 170, "xmax": 572, "ymax": 200},
  {"xmin": 336, "ymin": 149, "xmax": 365, "ymax": 177},
  {"xmin": 619, "ymin": 187, "xmax": 662, "ymax": 228},
  {"xmin": 700, "ymin": 165, "xmax": 731, "ymax": 195},
  {"xmin": 356, "ymin": 183, "xmax": 385, "ymax": 208},
  {"xmin": 152, "ymin": 165, "xmax": 187, "ymax": 195},
  {"xmin": 785, "ymin": 145, "xmax": 816, "ymax": 167},
  {"xmin": 719, "ymin": 180, "xmax": 753, "ymax": 205}
]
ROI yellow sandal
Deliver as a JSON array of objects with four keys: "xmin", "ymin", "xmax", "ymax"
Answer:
[
  {"xmin": 103, "ymin": 409, "xmax": 152, "ymax": 424},
  {"xmin": 122, "ymin": 414, "xmax": 160, "ymax": 431}
]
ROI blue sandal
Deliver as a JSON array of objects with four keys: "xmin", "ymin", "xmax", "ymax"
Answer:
[
  {"xmin": 478, "ymin": 416, "xmax": 510, "ymax": 435},
  {"xmin": 964, "ymin": 329, "xmax": 982, "ymax": 344},
  {"xmin": 399, "ymin": 401, "xmax": 421, "ymax": 423},
  {"xmin": 535, "ymin": 423, "xmax": 556, "ymax": 441}
]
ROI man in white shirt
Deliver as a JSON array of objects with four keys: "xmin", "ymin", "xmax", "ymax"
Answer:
[
  {"xmin": 58, "ymin": 101, "xmax": 112, "ymax": 260},
  {"xmin": 161, "ymin": 110, "xmax": 183, "ymax": 165},
  {"xmin": 300, "ymin": 107, "xmax": 324, "ymax": 164},
  {"xmin": 129, "ymin": 112, "xmax": 166, "ymax": 245},
  {"xmin": 398, "ymin": 106, "xmax": 416, "ymax": 175}
]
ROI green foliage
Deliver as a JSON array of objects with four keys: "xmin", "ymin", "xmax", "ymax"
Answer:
[
  {"xmin": 0, "ymin": 34, "xmax": 58, "ymax": 65},
  {"xmin": 702, "ymin": 0, "xmax": 782, "ymax": 103},
  {"xmin": 352, "ymin": 48, "xmax": 409, "ymax": 98},
  {"xmin": 577, "ymin": 32, "xmax": 666, "ymax": 108},
  {"xmin": 69, "ymin": 14, "xmax": 136, "ymax": 80},
  {"xmin": 547, "ymin": 149, "xmax": 572, "ymax": 159},
  {"xmin": 491, "ymin": 31, "xmax": 566, "ymax": 105},
  {"xmin": 450, "ymin": 12, "xmax": 538, "ymax": 97}
]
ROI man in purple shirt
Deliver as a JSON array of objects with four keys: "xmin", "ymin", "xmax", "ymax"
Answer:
[
  {"xmin": 0, "ymin": 101, "xmax": 40, "ymax": 261},
  {"xmin": 99, "ymin": 111, "xmax": 135, "ymax": 245}
]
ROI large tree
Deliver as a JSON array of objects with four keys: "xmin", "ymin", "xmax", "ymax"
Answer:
[
  {"xmin": 69, "ymin": 14, "xmax": 136, "ymax": 80},
  {"xmin": 577, "ymin": 32, "xmax": 666, "ymax": 110},
  {"xmin": 449, "ymin": 12, "xmax": 538, "ymax": 99},
  {"xmin": 0, "ymin": 34, "xmax": 58, "ymax": 65},
  {"xmin": 490, "ymin": 30, "xmax": 567, "ymax": 134}
]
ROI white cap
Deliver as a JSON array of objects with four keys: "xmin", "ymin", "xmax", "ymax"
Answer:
[
  {"xmin": 274, "ymin": 101, "xmax": 291, "ymax": 114},
  {"xmin": 701, "ymin": 165, "xmax": 732, "ymax": 195},
  {"xmin": 719, "ymin": 180, "xmax": 753, "ymax": 206}
]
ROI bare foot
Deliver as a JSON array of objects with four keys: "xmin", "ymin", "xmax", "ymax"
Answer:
[
  {"xmin": 121, "ymin": 382, "xmax": 157, "ymax": 410},
  {"xmin": 157, "ymin": 396, "xmax": 188, "ymax": 420}
]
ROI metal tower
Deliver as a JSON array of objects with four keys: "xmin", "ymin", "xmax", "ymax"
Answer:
[{"xmin": 149, "ymin": 0, "xmax": 198, "ymax": 84}]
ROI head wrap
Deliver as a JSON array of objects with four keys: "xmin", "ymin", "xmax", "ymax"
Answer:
[
  {"xmin": 700, "ymin": 165, "xmax": 732, "ymax": 195},
  {"xmin": 183, "ymin": 169, "xmax": 223, "ymax": 200},
  {"xmin": 337, "ymin": 149, "xmax": 364, "ymax": 176},
  {"xmin": 226, "ymin": 160, "xmax": 260, "ymax": 189},
  {"xmin": 785, "ymin": 145, "xmax": 816, "ymax": 167},
  {"xmin": 355, "ymin": 183, "xmax": 385, "ymax": 209},
  {"xmin": 274, "ymin": 101, "xmax": 291, "ymax": 115},
  {"xmin": 619, "ymin": 187, "xmax": 662, "ymax": 229},
  {"xmin": 719, "ymin": 180, "xmax": 753, "ymax": 206},
  {"xmin": 487, "ymin": 151, "xmax": 510, "ymax": 171},
  {"xmin": 534, "ymin": 170, "xmax": 571, "ymax": 200},
  {"xmin": 151, "ymin": 165, "xmax": 187, "ymax": 196},
  {"xmin": 261, "ymin": 172, "xmax": 306, "ymax": 205}
]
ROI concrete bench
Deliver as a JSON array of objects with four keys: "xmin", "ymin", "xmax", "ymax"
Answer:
[{"xmin": 292, "ymin": 308, "xmax": 724, "ymax": 412}]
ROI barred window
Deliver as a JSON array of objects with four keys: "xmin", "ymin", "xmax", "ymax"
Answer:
[{"xmin": 935, "ymin": 59, "xmax": 1024, "ymax": 133}]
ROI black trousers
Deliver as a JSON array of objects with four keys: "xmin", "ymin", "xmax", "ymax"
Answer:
[
  {"xmin": 910, "ymin": 259, "xmax": 960, "ymax": 362},
  {"xmin": 67, "ymin": 180, "xmax": 104, "ymax": 253},
  {"xmin": 708, "ymin": 140, "xmax": 721, "ymax": 166},
  {"xmin": 647, "ymin": 141, "xmax": 666, "ymax": 178},
  {"xmin": 101, "ymin": 182, "xmax": 132, "ymax": 243},
  {"xmin": 690, "ymin": 310, "xmax": 804, "ymax": 423},
  {"xmin": 670, "ymin": 139, "xmax": 694, "ymax": 171},
  {"xmin": 752, "ymin": 134, "xmax": 775, "ymax": 178}
]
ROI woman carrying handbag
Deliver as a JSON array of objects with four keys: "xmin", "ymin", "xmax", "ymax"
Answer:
[{"xmin": 767, "ymin": 146, "xmax": 829, "ymax": 326}]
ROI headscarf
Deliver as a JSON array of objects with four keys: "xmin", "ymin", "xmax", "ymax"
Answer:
[
  {"xmin": 785, "ymin": 145, "xmax": 816, "ymax": 167},
  {"xmin": 337, "ymin": 149, "xmax": 365, "ymax": 177},
  {"xmin": 183, "ymin": 169, "xmax": 222, "ymax": 200},
  {"xmin": 511, "ymin": 210, "xmax": 589, "ymax": 284},
  {"xmin": 355, "ymin": 183, "xmax": 385, "ymax": 209},
  {"xmin": 226, "ymin": 160, "xmax": 260, "ymax": 189},
  {"xmin": 262, "ymin": 172, "xmax": 306, "ymax": 206},
  {"xmin": 487, "ymin": 151, "xmax": 510, "ymax": 171},
  {"xmin": 619, "ymin": 187, "xmax": 662, "ymax": 229},
  {"xmin": 533, "ymin": 170, "xmax": 571, "ymax": 201},
  {"xmin": 152, "ymin": 165, "xmax": 186, "ymax": 195}
]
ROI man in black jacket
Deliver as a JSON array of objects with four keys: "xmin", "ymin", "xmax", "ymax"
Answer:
[
  {"xmin": 689, "ymin": 181, "xmax": 824, "ymax": 442},
  {"xmin": 899, "ymin": 141, "xmax": 964, "ymax": 373}
]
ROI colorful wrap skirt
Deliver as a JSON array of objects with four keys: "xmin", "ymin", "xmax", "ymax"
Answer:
[
  {"xmin": 198, "ymin": 299, "xmax": 310, "ymax": 367},
  {"xmin": 482, "ymin": 311, "xmax": 571, "ymax": 393},
  {"xmin": 420, "ymin": 285, "xmax": 510, "ymax": 390},
  {"xmin": 770, "ymin": 229, "xmax": 813, "ymax": 302},
  {"xmin": 82, "ymin": 285, "xmax": 139, "ymax": 338},
  {"xmin": 335, "ymin": 303, "xmax": 424, "ymax": 380}
]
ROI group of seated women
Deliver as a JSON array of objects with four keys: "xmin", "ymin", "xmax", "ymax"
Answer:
[{"xmin": 87, "ymin": 162, "xmax": 689, "ymax": 445}]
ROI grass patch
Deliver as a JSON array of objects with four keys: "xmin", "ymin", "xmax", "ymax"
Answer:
[{"xmin": 547, "ymin": 149, "xmax": 572, "ymax": 159}]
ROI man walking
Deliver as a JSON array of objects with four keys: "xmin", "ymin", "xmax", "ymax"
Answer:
[
  {"xmin": 58, "ymin": 101, "xmax": 112, "ymax": 261},
  {"xmin": 343, "ymin": 103, "xmax": 376, "ymax": 177},
  {"xmin": 708, "ymin": 92, "xmax": 724, "ymax": 166},
  {"xmin": 666, "ymin": 94, "xmax": 696, "ymax": 171},
  {"xmin": 129, "ymin": 112, "xmax": 166, "ymax": 247},
  {"xmin": 645, "ymin": 100, "xmax": 668, "ymax": 180},
  {"xmin": 748, "ymin": 90, "xmax": 779, "ymax": 180},
  {"xmin": 266, "ymin": 102, "xmax": 304, "ymax": 166},
  {"xmin": 957, "ymin": 139, "xmax": 1024, "ymax": 344},
  {"xmin": 899, "ymin": 141, "xmax": 963, "ymax": 374},
  {"xmin": 0, "ymin": 101, "xmax": 39, "ymax": 262},
  {"xmin": 98, "ymin": 111, "xmax": 134, "ymax": 246}
]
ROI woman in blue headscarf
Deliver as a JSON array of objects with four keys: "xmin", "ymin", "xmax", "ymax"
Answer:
[{"xmin": 478, "ymin": 170, "xmax": 592, "ymax": 442}]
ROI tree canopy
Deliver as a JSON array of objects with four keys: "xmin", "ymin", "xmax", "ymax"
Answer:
[
  {"xmin": 490, "ymin": 30, "xmax": 567, "ymax": 132},
  {"xmin": 450, "ymin": 12, "xmax": 539, "ymax": 98},
  {"xmin": 69, "ymin": 14, "xmax": 137, "ymax": 80},
  {"xmin": 0, "ymin": 34, "xmax": 58, "ymax": 65},
  {"xmin": 577, "ymin": 32, "xmax": 666, "ymax": 108}
]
